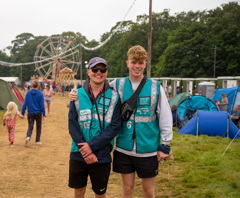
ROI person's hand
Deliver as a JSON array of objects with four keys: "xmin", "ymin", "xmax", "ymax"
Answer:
[
  {"xmin": 78, "ymin": 142, "xmax": 92, "ymax": 157},
  {"xmin": 42, "ymin": 116, "xmax": 46, "ymax": 121},
  {"xmin": 69, "ymin": 89, "xmax": 78, "ymax": 101},
  {"xmin": 157, "ymin": 151, "xmax": 169, "ymax": 162},
  {"xmin": 84, "ymin": 153, "xmax": 98, "ymax": 164}
]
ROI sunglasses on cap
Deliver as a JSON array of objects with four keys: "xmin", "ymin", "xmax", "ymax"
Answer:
[{"xmin": 91, "ymin": 68, "xmax": 108, "ymax": 73}]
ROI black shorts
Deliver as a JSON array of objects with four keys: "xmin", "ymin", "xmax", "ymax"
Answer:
[
  {"xmin": 113, "ymin": 150, "xmax": 159, "ymax": 178},
  {"xmin": 68, "ymin": 159, "xmax": 111, "ymax": 195}
]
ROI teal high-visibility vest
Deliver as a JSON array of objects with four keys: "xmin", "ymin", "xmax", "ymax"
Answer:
[
  {"xmin": 116, "ymin": 77, "xmax": 160, "ymax": 153},
  {"xmin": 71, "ymin": 87, "xmax": 119, "ymax": 152}
]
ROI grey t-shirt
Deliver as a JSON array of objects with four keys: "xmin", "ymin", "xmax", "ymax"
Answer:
[{"xmin": 232, "ymin": 111, "xmax": 240, "ymax": 118}]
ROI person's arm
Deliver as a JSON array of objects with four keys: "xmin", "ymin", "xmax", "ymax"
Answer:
[
  {"xmin": 21, "ymin": 94, "xmax": 28, "ymax": 116},
  {"xmin": 68, "ymin": 79, "xmax": 119, "ymax": 102},
  {"xmin": 156, "ymin": 85, "xmax": 173, "ymax": 160},
  {"xmin": 68, "ymin": 101, "xmax": 86, "ymax": 148},
  {"xmin": 69, "ymin": 89, "xmax": 78, "ymax": 101},
  {"xmin": 3, "ymin": 113, "xmax": 7, "ymax": 126},
  {"xmin": 231, "ymin": 112, "xmax": 240, "ymax": 120},
  {"xmin": 224, "ymin": 98, "xmax": 228, "ymax": 105},
  {"xmin": 40, "ymin": 94, "xmax": 46, "ymax": 117},
  {"xmin": 85, "ymin": 98, "xmax": 122, "ymax": 153},
  {"xmin": 109, "ymin": 79, "xmax": 117, "ymax": 90},
  {"xmin": 17, "ymin": 111, "xmax": 24, "ymax": 119},
  {"xmin": 43, "ymin": 90, "xmax": 46, "ymax": 97},
  {"xmin": 157, "ymin": 85, "xmax": 173, "ymax": 145}
]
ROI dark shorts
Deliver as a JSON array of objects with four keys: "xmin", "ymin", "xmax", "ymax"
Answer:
[
  {"xmin": 113, "ymin": 150, "xmax": 159, "ymax": 178},
  {"xmin": 68, "ymin": 159, "xmax": 111, "ymax": 195}
]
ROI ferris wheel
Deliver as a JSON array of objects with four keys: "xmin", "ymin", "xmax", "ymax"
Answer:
[{"xmin": 34, "ymin": 35, "xmax": 80, "ymax": 81}]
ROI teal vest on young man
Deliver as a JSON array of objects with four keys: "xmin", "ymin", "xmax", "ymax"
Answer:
[
  {"xmin": 116, "ymin": 77, "xmax": 161, "ymax": 153},
  {"xmin": 70, "ymin": 87, "xmax": 119, "ymax": 152}
]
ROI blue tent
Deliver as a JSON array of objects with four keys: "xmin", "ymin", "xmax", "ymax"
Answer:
[
  {"xmin": 212, "ymin": 86, "xmax": 240, "ymax": 115},
  {"xmin": 177, "ymin": 95, "xmax": 218, "ymax": 119},
  {"xmin": 178, "ymin": 110, "xmax": 240, "ymax": 139}
]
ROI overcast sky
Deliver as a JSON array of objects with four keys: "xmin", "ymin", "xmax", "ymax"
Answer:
[{"xmin": 0, "ymin": 0, "xmax": 238, "ymax": 50}]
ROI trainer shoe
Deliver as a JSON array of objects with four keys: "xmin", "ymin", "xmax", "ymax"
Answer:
[
  {"xmin": 25, "ymin": 137, "xmax": 30, "ymax": 147},
  {"xmin": 36, "ymin": 141, "xmax": 42, "ymax": 145},
  {"xmin": 10, "ymin": 145, "xmax": 14, "ymax": 148}
]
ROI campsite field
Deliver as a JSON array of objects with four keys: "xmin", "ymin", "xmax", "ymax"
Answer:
[{"xmin": 0, "ymin": 92, "xmax": 240, "ymax": 198}]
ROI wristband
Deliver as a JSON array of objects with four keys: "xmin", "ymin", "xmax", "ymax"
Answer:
[{"xmin": 158, "ymin": 144, "xmax": 171, "ymax": 155}]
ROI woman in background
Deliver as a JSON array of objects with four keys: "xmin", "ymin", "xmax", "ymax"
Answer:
[
  {"xmin": 219, "ymin": 93, "xmax": 228, "ymax": 111},
  {"xmin": 43, "ymin": 84, "xmax": 53, "ymax": 116}
]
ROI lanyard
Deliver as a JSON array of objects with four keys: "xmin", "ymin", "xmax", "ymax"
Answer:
[{"xmin": 92, "ymin": 89, "xmax": 105, "ymax": 132}]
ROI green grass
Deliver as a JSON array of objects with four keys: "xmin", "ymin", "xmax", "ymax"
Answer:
[{"xmin": 153, "ymin": 130, "xmax": 240, "ymax": 198}]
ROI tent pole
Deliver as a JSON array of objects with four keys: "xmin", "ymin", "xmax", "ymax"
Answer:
[
  {"xmin": 227, "ymin": 116, "xmax": 229, "ymax": 139},
  {"xmin": 196, "ymin": 115, "xmax": 199, "ymax": 136}
]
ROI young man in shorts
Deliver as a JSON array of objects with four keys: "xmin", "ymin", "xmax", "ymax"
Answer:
[
  {"xmin": 68, "ymin": 57, "xmax": 121, "ymax": 198},
  {"xmin": 110, "ymin": 45, "xmax": 173, "ymax": 198},
  {"xmin": 69, "ymin": 46, "xmax": 173, "ymax": 198}
]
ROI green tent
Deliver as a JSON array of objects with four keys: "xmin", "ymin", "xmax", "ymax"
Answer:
[
  {"xmin": 169, "ymin": 92, "xmax": 192, "ymax": 107},
  {"xmin": 0, "ymin": 79, "xmax": 22, "ymax": 111}
]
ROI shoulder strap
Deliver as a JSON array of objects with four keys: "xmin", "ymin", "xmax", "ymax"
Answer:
[
  {"xmin": 120, "ymin": 76, "xmax": 148, "ymax": 121},
  {"xmin": 128, "ymin": 76, "xmax": 148, "ymax": 106}
]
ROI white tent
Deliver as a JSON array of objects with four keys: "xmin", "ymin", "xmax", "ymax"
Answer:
[{"xmin": 0, "ymin": 77, "xmax": 21, "ymax": 86}]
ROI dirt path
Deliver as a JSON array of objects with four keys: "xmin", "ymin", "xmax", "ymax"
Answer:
[
  {"xmin": 0, "ymin": 93, "xmax": 122, "ymax": 198},
  {"xmin": 0, "ymin": 92, "xmax": 171, "ymax": 198}
]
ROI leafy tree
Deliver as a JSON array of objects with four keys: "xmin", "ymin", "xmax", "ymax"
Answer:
[
  {"xmin": 0, "ymin": 50, "xmax": 11, "ymax": 76},
  {"xmin": 0, "ymin": 2, "xmax": 239, "ymax": 79},
  {"xmin": 10, "ymin": 33, "xmax": 34, "ymax": 56}
]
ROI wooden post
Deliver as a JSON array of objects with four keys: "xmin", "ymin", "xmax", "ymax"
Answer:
[
  {"xmin": 147, "ymin": 0, "xmax": 152, "ymax": 78},
  {"xmin": 80, "ymin": 45, "xmax": 83, "ymax": 86},
  {"xmin": 21, "ymin": 65, "xmax": 22, "ymax": 86}
]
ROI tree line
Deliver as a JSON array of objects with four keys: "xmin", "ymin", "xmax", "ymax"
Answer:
[{"xmin": 0, "ymin": 2, "xmax": 239, "ymax": 82}]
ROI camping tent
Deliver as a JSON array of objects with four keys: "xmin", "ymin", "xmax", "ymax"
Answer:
[
  {"xmin": 177, "ymin": 95, "xmax": 218, "ymax": 119},
  {"xmin": 169, "ymin": 92, "xmax": 192, "ymax": 106},
  {"xmin": 212, "ymin": 86, "xmax": 240, "ymax": 115},
  {"xmin": 0, "ymin": 79, "xmax": 22, "ymax": 110},
  {"xmin": 178, "ymin": 110, "xmax": 240, "ymax": 139},
  {"xmin": 0, "ymin": 77, "xmax": 21, "ymax": 86}
]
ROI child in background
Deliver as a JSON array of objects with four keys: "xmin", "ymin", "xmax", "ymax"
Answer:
[
  {"xmin": 3, "ymin": 102, "xmax": 24, "ymax": 147},
  {"xmin": 215, "ymin": 99, "xmax": 221, "ymax": 111}
]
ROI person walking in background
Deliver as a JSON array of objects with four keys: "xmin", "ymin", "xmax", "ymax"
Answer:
[
  {"xmin": 165, "ymin": 85, "xmax": 169, "ymax": 98},
  {"xmin": 176, "ymin": 86, "xmax": 181, "ymax": 95},
  {"xmin": 193, "ymin": 89, "xmax": 200, "ymax": 95},
  {"xmin": 168, "ymin": 85, "xmax": 172, "ymax": 98},
  {"xmin": 219, "ymin": 93, "xmax": 228, "ymax": 111},
  {"xmin": 68, "ymin": 57, "xmax": 121, "ymax": 198},
  {"xmin": 43, "ymin": 84, "xmax": 53, "ymax": 116},
  {"xmin": 52, "ymin": 81, "xmax": 56, "ymax": 95},
  {"xmin": 3, "ymin": 102, "xmax": 24, "ymax": 147},
  {"xmin": 171, "ymin": 105, "xmax": 182, "ymax": 130},
  {"xmin": 61, "ymin": 84, "xmax": 66, "ymax": 96},
  {"xmin": 68, "ymin": 46, "xmax": 173, "ymax": 198},
  {"xmin": 22, "ymin": 80, "xmax": 46, "ymax": 147}
]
